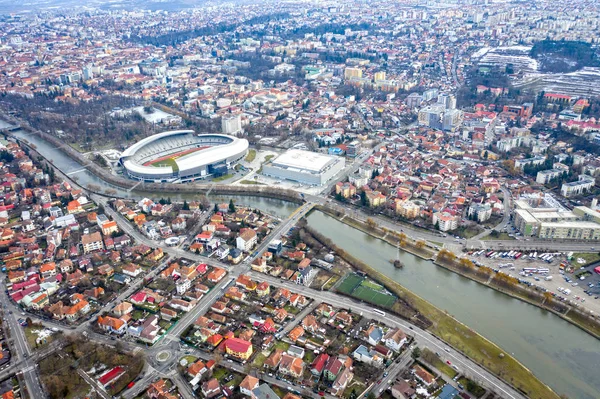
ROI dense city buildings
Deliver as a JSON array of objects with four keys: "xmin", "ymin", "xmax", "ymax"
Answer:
[{"xmin": 1, "ymin": 1, "xmax": 600, "ymax": 399}]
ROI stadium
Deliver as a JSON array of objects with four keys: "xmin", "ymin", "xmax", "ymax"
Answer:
[{"xmin": 119, "ymin": 130, "xmax": 248, "ymax": 182}]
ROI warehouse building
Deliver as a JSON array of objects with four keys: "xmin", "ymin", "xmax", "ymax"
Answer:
[{"xmin": 262, "ymin": 149, "xmax": 345, "ymax": 186}]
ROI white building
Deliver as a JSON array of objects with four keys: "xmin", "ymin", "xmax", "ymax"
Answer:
[
  {"xmin": 176, "ymin": 279, "xmax": 192, "ymax": 295},
  {"xmin": 536, "ymin": 169, "xmax": 566, "ymax": 184},
  {"xmin": 433, "ymin": 212, "xmax": 458, "ymax": 232},
  {"xmin": 262, "ymin": 149, "xmax": 345, "ymax": 186},
  {"xmin": 236, "ymin": 229, "xmax": 257, "ymax": 252},
  {"xmin": 561, "ymin": 175, "xmax": 595, "ymax": 198},
  {"xmin": 222, "ymin": 114, "xmax": 243, "ymax": 135},
  {"xmin": 467, "ymin": 202, "xmax": 492, "ymax": 222}
]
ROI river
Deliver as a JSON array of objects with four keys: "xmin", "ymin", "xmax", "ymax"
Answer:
[
  {"xmin": 5, "ymin": 123, "xmax": 600, "ymax": 399},
  {"xmin": 306, "ymin": 211, "xmax": 600, "ymax": 399}
]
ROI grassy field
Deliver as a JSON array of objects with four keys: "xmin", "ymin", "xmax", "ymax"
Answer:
[
  {"xmin": 212, "ymin": 173, "xmax": 233, "ymax": 182},
  {"xmin": 352, "ymin": 286, "xmax": 396, "ymax": 308},
  {"xmin": 245, "ymin": 149, "xmax": 256, "ymax": 162},
  {"xmin": 150, "ymin": 157, "xmax": 179, "ymax": 172},
  {"xmin": 572, "ymin": 252, "xmax": 600, "ymax": 266},
  {"xmin": 240, "ymin": 180, "xmax": 265, "ymax": 185},
  {"xmin": 482, "ymin": 232, "xmax": 515, "ymax": 241},
  {"xmin": 337, "ymin": 273, "xmax": 364, "ymax": 294},
  {"xmin": 336, "ymin": 273, "xmax": 396, "ymax": 308},
  {"xmin": 421, "ymin": 348, "xmax": 457, "ymax": 379}
]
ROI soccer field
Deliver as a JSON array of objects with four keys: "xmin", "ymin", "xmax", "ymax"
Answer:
[
  {"xmin": 337, "ymin": 274, "xmax": 364, "ymax": 295},
  {"xmin": 352, "ymin": 286, "xmax": 396, "ymax": 308}
]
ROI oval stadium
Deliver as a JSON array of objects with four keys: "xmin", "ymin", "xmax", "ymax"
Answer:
[{"xmin": 119, "ymin": 130, "xmax": 248, "ymax": 182}]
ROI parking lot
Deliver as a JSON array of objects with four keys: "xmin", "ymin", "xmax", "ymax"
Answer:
[{"xmin": 466, "ymin": 250, "xmax": 600, "ymax": 315}]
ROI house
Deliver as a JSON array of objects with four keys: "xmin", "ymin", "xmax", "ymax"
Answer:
[
  {"xmin": 81, "ymin": 232, "xmax": 104, "ymax": 253},
  {"xmin": 113, "ymin": 302, "xmax": 133, "ymax": 317},
  {"xmin": 252, "ymin": 384, "xmax": 281, "ymax": 399},
  {"xmin": 295, "ymin": 266, "xmax": 317, "ymax": 286},
  {"xmin": 436, "ymin": 384, "xmax": 459, "ymax": 399},
  {"xmin": 239, "ymin": 375, "xmax": 260, "ymax": 396},
  {"xmin": 264, "ymin": 348, "xmax": 284, "ymax": 370},
  {"xmin": 147, "ymin": 379, "xmax": 176, "ymax": 399},
  {"xmin": 391, "ymin": 380, "xmax": 416, "ymax": 399},
  {"xmin": 187, "ymin": 360, "xmax": 207, "ymax": 379},
  {"xmin": 101, "ymin": 221, "xmax": 118, "ymax": 236},
  {"xmin": 324, "ymin": 356, "xmax": 343, "ymax": 381},
  {"xmin": 206, "ymin": 267, "xmax": 226, "ymax": 283},
  {"xmin": 64, "ymin": 299, "xmax": 90, "ymax": 321},
  {"xmin": 384, "ymin": 328, "xmax": 408, "ymax": 352},
  {"xmin": 413, "ymin": 365, "xmax": 436, "ymax": 387},
  {"xmin": 365, "ymin": 325, "xmax": 384, "ymax": 345},
  {"xmin": 310, "ymin": 353, "xmax": 330, "ymax": 376},
  {"xmin": 288, "ymin": 326, "xmax": 304, "ymax": 342},
  {"xmin": 278, "ymin": 353, "xmax": 304, "ymax": 379},
  {"xmin": 256, "ymin": 281, "xmax": 270, "ymax": 297},
  {"xmin": 39, "ymin": 262, "xmax": 56, "ymax": 278},
  {"xmin": 97, "ymin": 315, "xmax": 126, "ymax": 335},
  {"xmin": 237, "ymin": 228, "xmax": 257, "ymax": 252},
  {"xmin": 224, "ymin": 337, "xmax": 253, "ymax": 360},
  {"xmin": 122, "ymin": 263, "xmax": 142, "ymax": 277},
  {"xmin": 201, "ymin": 378, "xmax": 221, "ymax": 399},
  {"xmin": 331, "ymin": 368, "xmax": 354, "ymax": 396},
  {"xmin": 352, "ymin": 345, "xmax": 384, "ymax": 367}
]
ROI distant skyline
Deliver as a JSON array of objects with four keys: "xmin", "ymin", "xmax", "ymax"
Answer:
[{"xmin": 0, "ymin": 0, "xmax": 214, "ymax": 14}]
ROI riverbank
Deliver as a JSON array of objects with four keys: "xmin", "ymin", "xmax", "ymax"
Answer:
[
  {"xmin": 316, "ymin": 205, "xmax": 436, "ymax": 261},
  {"xmin": 300, "ymin": 218, "xmax": 559, "ymax": 399},
  {"xmin": 1, "ymin": 116, "xmax": 303, "ymax": 204},
  {"xmin": 318, "ymin": 205, "xmax": 600, "ymax": 339},
  {"xmin": 435, "ymin": 256, "xmax": 600, "ymax": 339}
]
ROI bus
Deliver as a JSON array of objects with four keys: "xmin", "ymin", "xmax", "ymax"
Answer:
[
  {"xmin": 522, "ymin": 267, "xmax": 537, "ymax": 274},
  {"xmin": 373, "ymin": 308, "xmax": 386, "ymax": 317},
  {"xmin": 515, "ymin": 252, "xmax": 523, "ymax": 260},
  {"xmin": 537, "ymin": 268, "xmax": 549, "ymax": 274},
  {"xmin": 485, "ymin": 251, "xmax": 494, "ymax": 257}
]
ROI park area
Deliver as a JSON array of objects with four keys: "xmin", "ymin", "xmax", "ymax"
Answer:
[{"xmin": 337, "ymin": 273, "xmax": 397, "ymax": 309}]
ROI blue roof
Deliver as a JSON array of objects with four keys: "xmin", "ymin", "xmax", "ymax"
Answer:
[{"xmin": 437, "ymin": 384, "xmax": 459, "ymax": 399}]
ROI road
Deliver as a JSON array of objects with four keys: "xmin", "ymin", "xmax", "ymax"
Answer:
[
  {"xmin": 0, "ymin": 282, "xmax": 47, "ymax": 399},
  {"xmin": 470, "ymin": 187, "xmax": 513, "ymax": 241},
  {"xmin": 371, "ymin": 349, "xmax": 413, "ymax": 394}
]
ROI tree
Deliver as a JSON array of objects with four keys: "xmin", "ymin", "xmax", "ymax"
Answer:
[
  {"xmin": 214, "ymin": 203, "xmax": 219, "ymax": 213},
  {"xmin": 229, "ymin": 199, "xmax": 236, "ymax": 213},
  {"xmin": 411, "ymin": 346, "xmax": 421, "ymax": 359},
  {"xmin": 360, "ymin": 190, "xmax": 368, "ymax": 206},
  {"xmin": 365, "ymin": 218, "xmax": 378, "ymax": 230},
  {"xmin": 415, "ymin": 240, "xmax": 426, "ymax": 249},
  {"xmin": 182, "ymin": 200, "xmax": 189, "ymax": 210}
]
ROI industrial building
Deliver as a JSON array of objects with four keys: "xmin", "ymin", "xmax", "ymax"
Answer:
[{"xmin": 262, "ymin": 149, "xmax": 345, "ymax": 186}]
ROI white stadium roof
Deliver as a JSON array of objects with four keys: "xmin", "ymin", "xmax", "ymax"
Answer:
[{"xmin": 271, "ymin": 149, "xmax": 336, "ymax": 173}]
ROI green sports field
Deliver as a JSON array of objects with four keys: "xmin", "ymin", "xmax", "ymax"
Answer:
[
  {"xmin": 337, "ymin": 273, "xmax": 397, "ymax": 309},
  {"xmin": 151, "ymin": 157, "xmax": 179, "ymax": 172}
]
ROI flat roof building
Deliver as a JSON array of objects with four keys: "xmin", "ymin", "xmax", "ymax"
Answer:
[{"xmin": 262, "ymin": 149, "xmax": 345, "ymax": 186}]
